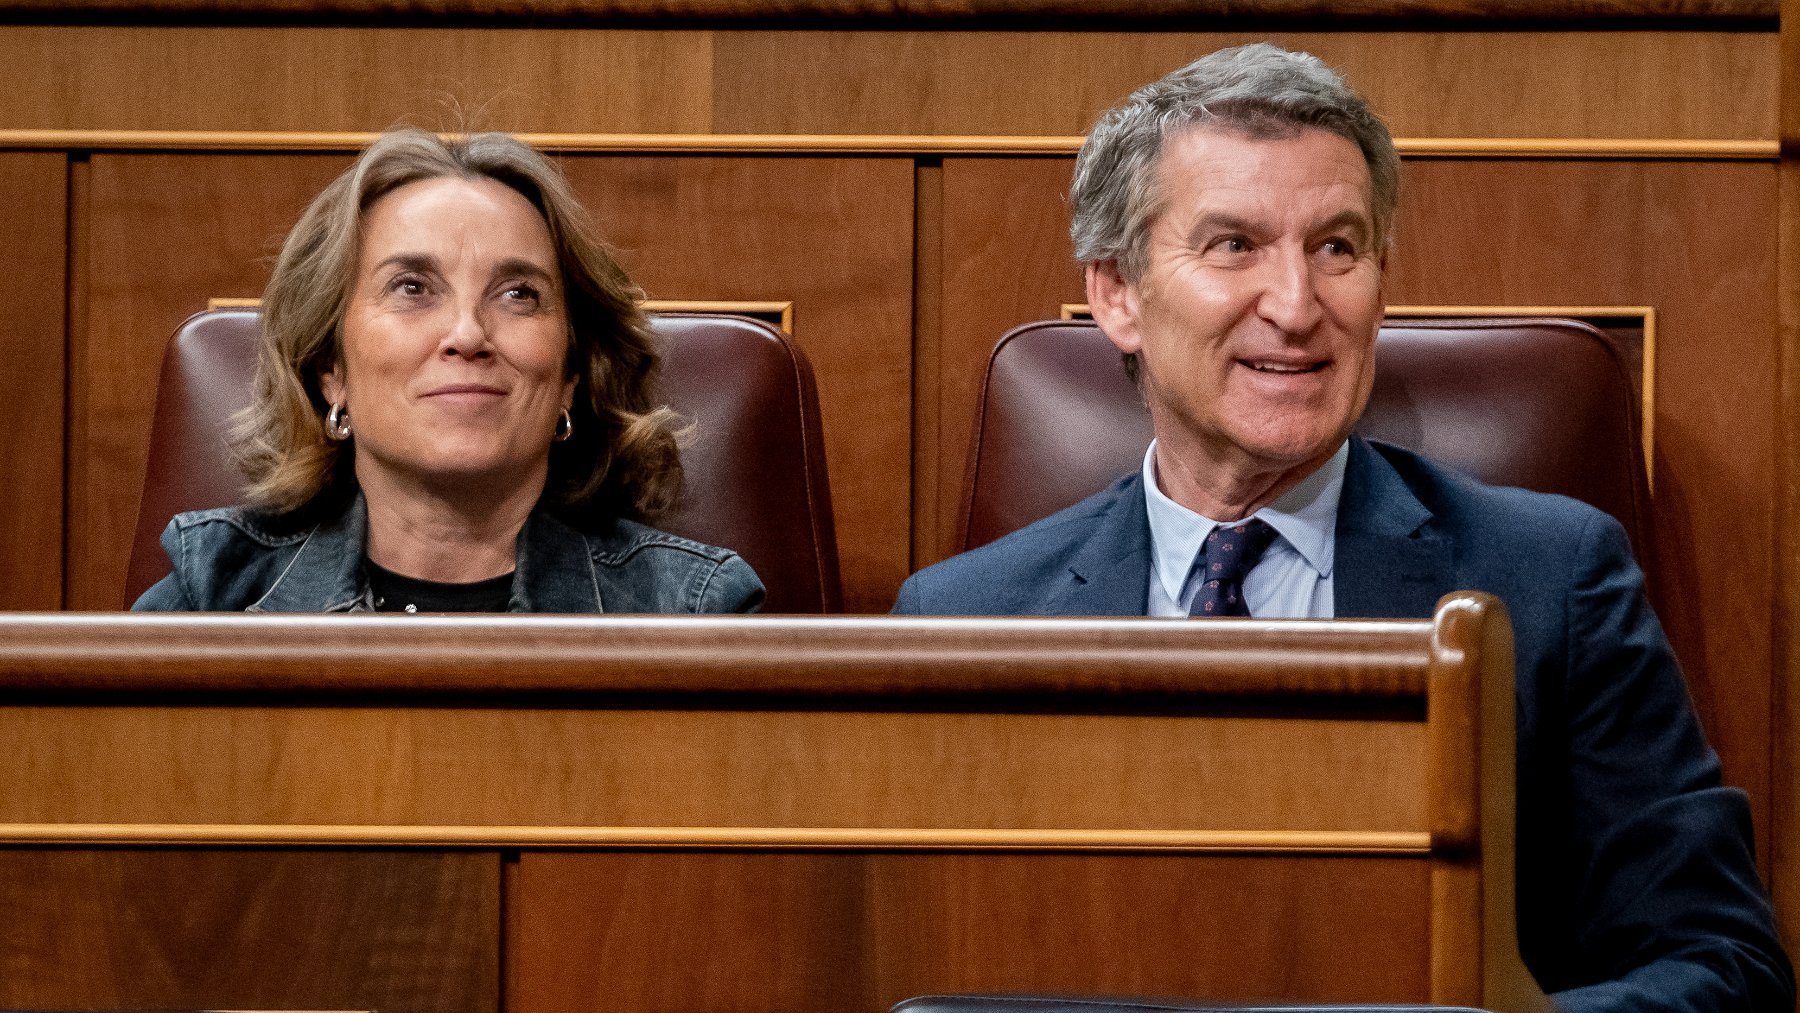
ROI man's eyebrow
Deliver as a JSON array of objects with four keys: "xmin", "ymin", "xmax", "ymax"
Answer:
[
  {"xmin": 1182, "ymin": 212, "xmax": 1261, "ymax": 243},
  {"xmin": 1180, "ymin": 212, "xmax": 1267, "ymax": 248},
  {"xmin": 1312, "ymin": 209, "xmax": 1374, "ymax": 243}
]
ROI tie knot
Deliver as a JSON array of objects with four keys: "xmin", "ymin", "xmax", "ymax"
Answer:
[{"xmin": 1199, "ymin": 518, "xmax": 1279, "ymax": 587}]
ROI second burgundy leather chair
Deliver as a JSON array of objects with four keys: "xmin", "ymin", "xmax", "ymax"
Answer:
[
  {"xmin": 960, "ymin": 318, "xmax": 1649, "ymax": 557},
  {"xmin": 126, "ymin": 309, "xmax": 841, "ymax": 613}
]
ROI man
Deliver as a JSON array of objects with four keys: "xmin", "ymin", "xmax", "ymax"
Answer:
[{"xmin": 894, "ymin": 43, "xmax": 1792, "ymax": 1011}]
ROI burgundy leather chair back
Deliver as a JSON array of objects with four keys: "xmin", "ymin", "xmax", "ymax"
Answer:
[
  {"xmin": 126, "ymin": 309, "xmax": 841, "ymax": 613},
  {"xmin": 961, "ymin": 318, "xmax": 1649, "ymax": 556}
]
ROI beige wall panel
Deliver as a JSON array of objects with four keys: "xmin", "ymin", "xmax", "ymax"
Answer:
[
  {"xmin": 0, "ymin": 27, "xmax": 1773, "ymax": 140},
  {"xmin": 0, "ymin": 154, "xmax": 66, "ymax": 609},
  {"xmin": 512, "ymin": 852, "xmax": 1431, "ymax": 1012},
  {"xmin": 0, "ymin": 26, "xmax": 713, "ymax": 133},
  {"xmin": 74, "ymin": 153, "xmax": 352, "ymax": 610},
  {"xmin": 712, "ymin": 31, "xmax": 1778, "ymax": 139},
  {"xmin": 560, "ymin": 156, "xmax": 914, "ymax": 613},
  {"xmin": 935, "ymin": 156, "xmax": 1776, "ymax": 856}
]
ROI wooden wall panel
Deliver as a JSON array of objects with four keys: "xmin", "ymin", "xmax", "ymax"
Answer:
[
  {"xmin": 1769, "ymin": 0, "xmax": 1800, "ymax": 951},
  {"xmin": 935, "ymin": 156, "xmax": 1777, "ymax": 854},
  {"xmin": 73, "ymin": 153, "xmax": 351, "ymax": 610},
  {"xmin": 0, "ymin": 153, "xmax": 66, "ymax": 609},
  {"xmin": 713, "ymin": 31, "xmax": 1778, "ymax": 140},
  {"xmin": 934, "ymin": 158, "xmax": 1083, "ymax": 557},
  {"xmin": 0, "ymin": 27, "xmax": 1776, "ymax": 140},
  {"xmin": 561, "ymin": 156, "xmax": 914, "ymax": 612},
  {"xmin": 0, "ymin": 850, "xmax": 500, "ymax": 1013},
  {"xmin": 0, "ymin": 705, "xmax": 1426, "ymax": 831},
  {"xmin": 0, "ymin": 26, "xmax": 714, "ymax": 134},
  {"xmin": 511, "ymin": 852, "xmax": 1431, "ymax": 1013}
]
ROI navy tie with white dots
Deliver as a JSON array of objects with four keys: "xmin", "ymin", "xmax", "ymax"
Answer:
[{"xmin": 1187, "ymin": 519, "xmax": 1279, "ymax": 618}]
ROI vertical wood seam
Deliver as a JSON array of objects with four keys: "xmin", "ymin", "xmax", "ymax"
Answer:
[
  {"xmin": 61, "ymin": 155, "xmax": 88, "ymax": 611},
  {"xmin": 1769, "ymin": 0, "xmax": 1800, "ymax": 960},
  {"xmin": 910, "ymin": 159, "xmax": 944, "ymax": 572}
]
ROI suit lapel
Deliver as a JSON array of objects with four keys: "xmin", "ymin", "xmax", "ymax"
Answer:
[
  {"xmin": 1334, "ymin": 439, "xmax": 1453, "ymax": 619},
  {"xmin": 1043, "ymin": 474, "xmax": 1153, "ymax": 617}
]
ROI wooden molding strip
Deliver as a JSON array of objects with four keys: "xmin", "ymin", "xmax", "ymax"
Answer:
[
  {"xmin": 0, "ymin": 0, "xmax": 1775, "ymax": 25},
  {"xmin": 0, "ymin": 130, "xmax": 1778, "ymax": 160},
  {"xmin": 0, "ymin": 613, "xmax": 1437, "ymax": 698},
  {"xmin": 0, "ymin": 823, "xmax": 1433, "ymax": 853}
]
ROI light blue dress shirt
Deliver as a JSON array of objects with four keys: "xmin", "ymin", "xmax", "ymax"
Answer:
[{"xmin": 1142, "ymin": 440, "xmax": 1346, "ymax": 619}]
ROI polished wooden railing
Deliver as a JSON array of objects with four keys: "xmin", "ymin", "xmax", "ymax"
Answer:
[{"xmin": 0, "ymin": 596, "xmax": 1544, "ymax": 1012}]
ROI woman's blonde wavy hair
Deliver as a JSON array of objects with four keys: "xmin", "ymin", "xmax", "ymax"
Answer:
[{"xmin": 232, "ymin": 128, "xmax": 684, "ymax": 525}]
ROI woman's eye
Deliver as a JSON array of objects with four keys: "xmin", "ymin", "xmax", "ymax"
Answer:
[
  {"xmin": 387, "ymin": 275, "xmax": 428, "ymax": 297},
  {"xmin": 505, "ymin": 284, "xmax": 540, "ymax": 302}
]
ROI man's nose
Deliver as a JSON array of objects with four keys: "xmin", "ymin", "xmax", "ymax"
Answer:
[{"xmin": 1257, "ymin": 247, "xmax": 1324, "ymax": 336}]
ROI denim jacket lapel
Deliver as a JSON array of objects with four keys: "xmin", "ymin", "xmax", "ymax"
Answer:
[
  {"xmin": 510, "ymin": 510, "xmax": 606, "ymax": 613},
  {"xmin": 247, "ymin": 493, "xmax": 371, "ymax": 613}
]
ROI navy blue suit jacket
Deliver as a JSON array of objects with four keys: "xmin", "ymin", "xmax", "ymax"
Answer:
[{"xmin": 896, "ymin": 438, "xmax": 1792, "ymax": 1012}]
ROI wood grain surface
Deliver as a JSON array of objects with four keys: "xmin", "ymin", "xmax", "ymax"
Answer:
[
  {"xmin": 558, "ymin": 156, "xmax": 914, "ymax": 612},
  {"xmin": 511, "ymin": 852, "xmax": 1433, "ymax": 1013},
  {"xmin": 0, "ymin": 705, "xmax": 1428, "ymax": 830},
  {"xmin": 0, "ymin": 850, "xmax": 499, "ymax": 1013},
  {"xmin": 1768, "ymin": 0, "xmax": 1800, "ymax": 964},
  {"xmin": 0, "ymin": 613, "xmax": 1434, "ymax": 696},
  {"xmin": 0, "ymin": 0, "xmax": 1776, "ymax": 23},
  {"xmin": 0, "ymin": 600, "xmax": 1528, "ymax": 1011},
  {"xmin": 0, "ymin": 155, "xmax": 65, "ymax": 610},
  {"xmin": 0, "ymin": 27, "xmax": 1776, "ymax": 141},
  {"xmin": 0, "ymin": 613, "xmax": 1467, "ymax": 831}
]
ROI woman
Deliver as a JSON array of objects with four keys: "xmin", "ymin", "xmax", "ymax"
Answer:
[{"xmin": 134, "ymin": 130, "xmax": 763, "ymax": 613}]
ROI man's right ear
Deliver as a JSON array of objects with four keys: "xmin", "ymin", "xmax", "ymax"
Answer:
[{"xmin": 1084, "ymin": 260, "xmax": 1142, "ymax": 356}]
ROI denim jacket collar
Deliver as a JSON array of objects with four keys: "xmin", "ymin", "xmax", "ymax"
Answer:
[{"xmin": 246, "ymin": 493, "xmax": 606, "ymax": 613}]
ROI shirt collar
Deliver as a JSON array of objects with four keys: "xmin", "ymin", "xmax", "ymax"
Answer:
[{"xmin": 1142, "ymin": 439, "xmax": 1347, "ymax": 606}]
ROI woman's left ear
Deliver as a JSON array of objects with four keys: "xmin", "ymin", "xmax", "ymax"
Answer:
[{"xmin": 319, "ymin": 363, "xmax": 345, "ymax": 406}]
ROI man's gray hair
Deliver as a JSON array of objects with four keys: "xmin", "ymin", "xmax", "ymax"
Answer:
[{"xmin": 1071, "ymin": 43, "xmax": 1400, "ymax": 279}]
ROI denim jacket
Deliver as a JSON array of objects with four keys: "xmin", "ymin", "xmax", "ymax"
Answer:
[{"xmin": 132, "ymin": 494, "xmax": 764, "ymax": 614}]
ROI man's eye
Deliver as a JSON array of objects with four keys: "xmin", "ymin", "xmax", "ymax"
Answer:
[
  {"xmin": 1321, "ymin": 238, "xmax": 1357, "ymax": 257},
  {"xmin": 1212, "ymin": 236, "xmax": 1252, "ymax": 255}
]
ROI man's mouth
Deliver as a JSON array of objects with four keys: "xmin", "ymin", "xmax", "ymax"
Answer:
[{"xmin": 1239, "ymin": 359, "xmax": 1327, "ymax": 374}]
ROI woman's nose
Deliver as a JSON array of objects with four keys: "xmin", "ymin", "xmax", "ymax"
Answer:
[{"xmin": 440, "ymin": 302, "xmax": 493, "ymax": 358}]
